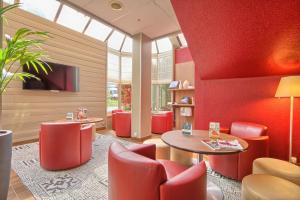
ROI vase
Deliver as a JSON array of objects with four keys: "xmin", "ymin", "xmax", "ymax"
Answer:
[
  {"xmin": 183, "ymin": 80, "xmax": 190, "ymax": 89},
  {"xmin": 0, "ymin": 130, "xmax": 12, "ymax": 200}
]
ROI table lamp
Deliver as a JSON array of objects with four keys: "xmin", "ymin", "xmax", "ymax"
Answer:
[{"xmin": 275, "ymin": 76, "xmax": 300, "ymax": 163}]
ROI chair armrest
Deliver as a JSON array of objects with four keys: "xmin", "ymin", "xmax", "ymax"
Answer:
[
  {"xmin": 128, "ymin": 144, "xmax": 156, "ymax": 160},
  {"xmin": 80, "ymin": 124, "xmax": 93, "ymax": 136},
  {"xmin": 242, "ymin": 136, "xmax": 269, "ymax": 153},
  {"xmin": 237, "ymin": 136, "xmax": 269, "ymax": 180},
  {"xmin": 160, "ymin": 161, "xmax": 207, "ymax": 200}
]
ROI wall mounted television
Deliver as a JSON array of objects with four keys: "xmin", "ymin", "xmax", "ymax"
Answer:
[{"xmin": 23, "ymin": 61, "xmax": 80, "ymax": 92}]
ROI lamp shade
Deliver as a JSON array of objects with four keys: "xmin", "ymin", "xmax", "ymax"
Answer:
[{"xmin": 275, "ymin": 76, "xmax": 300, "ymax": 97}]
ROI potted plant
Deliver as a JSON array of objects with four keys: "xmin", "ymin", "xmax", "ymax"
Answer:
[{"xmin": 0, "ymin": 3, "xmax": 50, "ymax": 199}]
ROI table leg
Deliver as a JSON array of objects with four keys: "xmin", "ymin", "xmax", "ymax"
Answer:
[{"xmin": 197, "ymin": 153, "xmax": 223, "ymax": 200}]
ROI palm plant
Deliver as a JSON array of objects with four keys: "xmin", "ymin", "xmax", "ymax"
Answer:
[
  {"xmin": 0, "ymin": 3, "xmax": 51, "ymax": 199},
  {"xmin": 0, "ymin": 3, "xmax": 51, "ymax": 94}
]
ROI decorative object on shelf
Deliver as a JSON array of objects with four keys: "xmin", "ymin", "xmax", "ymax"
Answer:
[
  {"xmin": 66, "ymin": 112, "xmax": 74, "ymax": 120},
  {"xmin": 180, "ymin": 96, "xmax": 192, "ymax": 104},
  {"xmin": 180, "ymin": 107, "xmax": 193, "ymax": 117},
  {"xmin": 182, "ymin": 122, "xmax": 192, "ymax": 135},
  {"xmin": 275, "ymin": 76, "xmax": 300, "ymax": 163},
  {"xmin": 209, "ymin": 122, "xmax": 220, "ymax": 140},
  {"xmin": 169, "ymin": 80, "xmax": 180, "ymax": 89},
  {"xmin": 178, "ymin": 80, "xmax": 183, "ymax": 89},
  {"xmin": 0, "ymin": 3, "xmax": 51, "ymax": 199},
  {"xmin": 77, "ymin": 108, "xmax": 88, "ymax": 119},
  {"xmin": 183, "ymin": 80, "xmax": 190, "ymax": 89}
]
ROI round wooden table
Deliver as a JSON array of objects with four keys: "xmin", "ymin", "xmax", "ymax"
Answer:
[{"xmin": 161, "ymin": 130, "xmax": 249, "ymax": 200}]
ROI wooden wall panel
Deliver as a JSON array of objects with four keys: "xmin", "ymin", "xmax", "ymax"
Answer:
[{"xmin": 2, "ymin": 9, "xmax": 107, "ymax": 142}]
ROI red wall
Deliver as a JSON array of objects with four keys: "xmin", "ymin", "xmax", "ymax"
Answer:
[
  {"xmin": 173, "ymin": 0, "xmax": 300, "ymax": 161},
  {"xmin": 175, "ymin": 48, "xmax": 193, "ymax": 64}
]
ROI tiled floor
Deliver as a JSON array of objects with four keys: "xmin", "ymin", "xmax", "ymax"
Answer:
[{"xmin": 7, "ymin": 130, "xmax": 161, "ymax": 200}]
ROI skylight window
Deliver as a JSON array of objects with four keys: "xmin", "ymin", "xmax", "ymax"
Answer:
[
  {"xmin": 108, "ymin": 30, "xmax": 125, "ymax": 50},
  {"xmin": 84, "ymin": 19, "xmax": 112, "ymax": 41},
  {"xmin": 4, "ymin": 0, "xmax": 14, "ymax": 4},
  {"xmin": 57, "ymin": 5, "xmax": 90, "ymax": 32},
  {"xmin": 178, "ymin": 33, "xmax": 188, "ymax": 47},
  {"xmin": 152, "ymin": 41, "xmax": 158, "ymax": 54},
  {"xmin": 156, "ymin": 38, "xmax": 172, "ymax": 53},
  {"xmin": 121, "ymin": 37, "xmax": 133, "ymax": 53},
  {"xmin": 20, "ymin": 0, "xmax": 60, "ymax": 21}
]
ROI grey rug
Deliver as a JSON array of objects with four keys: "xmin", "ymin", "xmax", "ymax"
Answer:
[{"xmin": 12, "ymin": 134, "xmax": 241, "ymax": 200}]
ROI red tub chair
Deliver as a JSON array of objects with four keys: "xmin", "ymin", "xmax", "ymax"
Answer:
[
  {"xmin": 112, "ymin": 109, "xmax": 123, "ymax": 130},
  {"xmin": 39, "ymin": 122, "xmax": 93, "ymax": 170},
  {"xmin": 208, "ymin": 122, "xmax": 269, "ymax": 181},
  {"xmin": 151, "ymin": 111, "xmax": 173, "ymax": 134},
  {"xmin": 115, "ymin": 112, "xmax": 131, "ymax": 137},
  {"xmin": 108, "ymin": 142, "xmax": 207, "ymax": 200}
]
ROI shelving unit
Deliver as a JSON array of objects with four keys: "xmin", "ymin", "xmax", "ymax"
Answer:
[
  {"xmin": 171, "ymin": 103, "xmax": 194, "ymax": 107},
  {"xmin": 168, "ymin": 88, "xmax": 195, "ymax": 91},
  {"xmin": 172, "ymin": 59, "xmax": 195, "ymax": 129},
  {"xmin": 169, "ymin": 87, "xmax": 195, "ymax": 129}
]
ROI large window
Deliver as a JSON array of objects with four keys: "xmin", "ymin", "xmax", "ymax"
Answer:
[
  {"xmin": 151, "ymin": 49, "xmax": 173, "ymax": 111},
  {"xmin": 20, "ymin": 0, "xmax": 60, "ymax": 21},
  {"xmin": 107, "ymin": 51, "xmax": 132, "ymax": 113}
]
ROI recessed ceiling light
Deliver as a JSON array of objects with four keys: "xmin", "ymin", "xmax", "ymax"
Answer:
[{"xmin": 110, "ymin": 1, "xmax": 123, "ymax": 11}]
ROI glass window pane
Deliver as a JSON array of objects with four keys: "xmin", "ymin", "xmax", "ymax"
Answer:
[
  {"xmin": 57, "ymin": 5, "xmax": 90, "ymax": 32},
  {"xmin": 20, "ymin": 0, "xmax": 60, "ymax": 21},
  {"xmin": 107, "ymin": 52, "xmax": 120, "ymax": 82},
  {"xmin": 178, "ymin": 33, "xmax": 188, "ymax": 47},
  {"xmin": 121, "ymin": 84, "xmax": 131, "ymax": 111},
  {"xmin": 121, "ymin": 57, "xmax": 132, "ymax": 83},
  {"xmin": 107, "ymin": 82, "xmax": 119, "ymax": 112},
  {"xmin": 152, "ymin": 52, "xmax": 173, "ymax": 84},
  {"xmin": 121, "ymin": 37, "xmax": 133, "ymax": 53},
  {"xmin": 156, "ymin": 38, "xmax": 172, "ymax": 53},
  {"xmin": 151, "ymin": 57, "xmax": 158, "ymax": 82},
  {"xmin": 84, "ymin": 19, "xmax": 112, "ymax": 41},
  {"xmin": 108, "ymin": 30, "xmax": 125, "ymax": 50},
  {"xmin": 4, "ymin": 0, "xmax": 14, "ymax": 4},
  {"xmin": 152, "ymin": 41, "xmax": 158, "ymax": 54},
  {"xmin": 151, "ymin": 84, "xmax": 171, "ymax": 111}
]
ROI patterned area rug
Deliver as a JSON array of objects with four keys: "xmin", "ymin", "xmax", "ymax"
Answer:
[{"xmin": 12, "ymin": 134, "xmax": 241, "ymax": 200}]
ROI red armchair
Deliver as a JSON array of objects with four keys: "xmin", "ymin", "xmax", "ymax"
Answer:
[
  {"xmin": 39, "ymin": 122, "xmax": 93, "ymax": 170},
  {"xmin": 108, "ymin": 142, "xmax": 207, "ymax": 200},
  {"xmin": 112, "ymin": 109, "xmax": 123, "ymax": 130},
  {"xmin": 115, "ymin": 112, "xmax": 131, "ymax": 137},
  {"xmin": 151, "ymin": 111, "xmax": 173, "ymax": 134},
  {"xmin": 208, "ymin": 122, "xmax": 269, "ymax": 181}
]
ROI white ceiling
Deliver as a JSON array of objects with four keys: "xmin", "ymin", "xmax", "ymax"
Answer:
[{"xmin": 68, "ymin": 0, "xmax": 180, "ymax": 38}]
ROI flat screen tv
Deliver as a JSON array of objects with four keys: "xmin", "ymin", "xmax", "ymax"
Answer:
[{"xmin": 23, "ymin": 61, "xmax": 79, "ymax": 92}]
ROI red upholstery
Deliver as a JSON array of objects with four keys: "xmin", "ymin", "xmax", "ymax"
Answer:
[
  {"xmin": 115, "ymin": 112, "xmax": 131, "ymax": 137},
  {"xmin": 208, "ymin": 122, "xmax": 269, "ymax": 181},
  {"xmin": 112, "ymin": 109, "xmax": 123, "ymax": 130},
  {"xmin": 151, "ymin": 111, "xmax": 173, "ymax": 134},
  {"xmin": 108, "ymin": 142, "xmax": 207, "ymax": 200},
  {"xmin": 39, "ymin": 122, "xmax": 93, "ymax": 170}
]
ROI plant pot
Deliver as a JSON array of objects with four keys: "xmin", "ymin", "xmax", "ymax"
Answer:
[{"xmin": 0, "ymin": 130, "xmax": 12, "ymax": 200}]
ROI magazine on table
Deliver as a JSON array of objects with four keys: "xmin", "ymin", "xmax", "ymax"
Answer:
[{"xmin": 201, "ymin": 139, "xmax": 243, "ymax": 150}]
